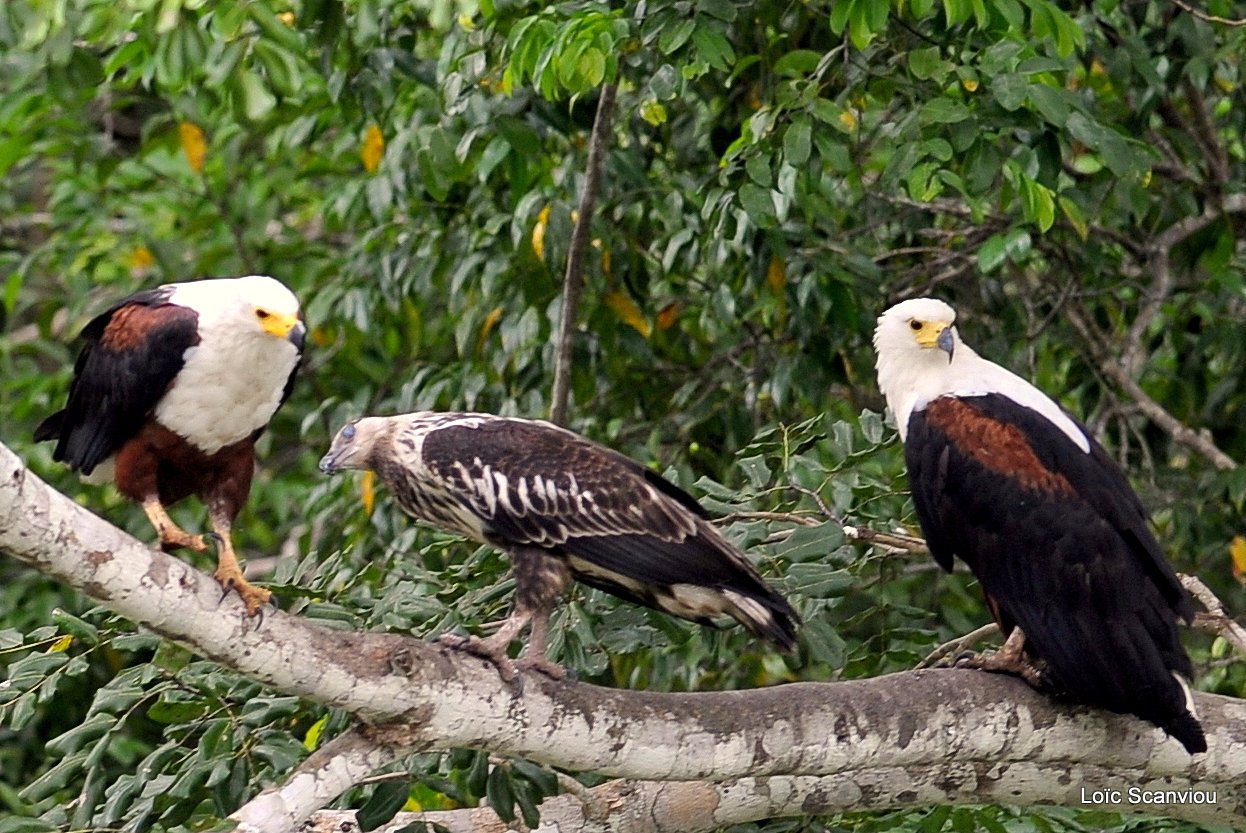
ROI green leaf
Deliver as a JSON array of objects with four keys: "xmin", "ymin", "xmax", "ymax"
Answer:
[
  {"xmin": 773, "ymin": 49, "xmax": 823, "ymax": 76},
  {"xmin": 237, "ymin": 67, "xmax": 277, "ymax": 121},
  {"xmin": 485, "ymin": 765, "xmax": 516, "ymax": 823},
  {"xmin": 738, "ymin": 184, "xmax": 775, "ymax": 224},
  {"xmin": 989, "ymin": 73, "xmax": 1027, "ymax": 111},
  {"xmin": 908, "ymin": 46, "xmax": 950, "ymax": 81},
  {"xmin": 783, "ymin": 118, "xmax": 812, "ymax": 166},
  {"xmin": 919, "ymin": 98, "xmax": 970, "ymax": 124},
  {"xmin": 356, "ymin": 780, "xmax": 412, "ymax": 832}
]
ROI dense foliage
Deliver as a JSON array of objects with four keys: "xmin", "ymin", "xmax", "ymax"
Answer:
[{"xmin": 1, "ymin": 0, "xmax": 1243, "ymax": 830}]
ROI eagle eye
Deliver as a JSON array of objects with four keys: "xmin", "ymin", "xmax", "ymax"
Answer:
[
  {"xmin": 256, "ymin": 309, "xmax": 271, "ymax": 320},
  {"xmin": 909, "ymin": 319, "xmax": 923, "ymax": 331},
  {"xmin": 343, "ymin": 423, "xmax": 356, "ymax": 441}
]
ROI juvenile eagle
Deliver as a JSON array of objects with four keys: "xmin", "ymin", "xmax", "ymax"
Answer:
[
  {"xmin": 319, "ymin": 412, "xmax": 799, "ymax": 677},
  {"xmin": 36, "ymin": 276, "xmax": 305, "ymax": 616},
  {"xmin": 874, "ymin": 297, "xmax": 1205, "ymax": 754}
]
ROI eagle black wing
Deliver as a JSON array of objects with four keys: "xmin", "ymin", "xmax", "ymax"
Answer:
[
  {"xmin": 415, "ymin": 416, "xmax": 799, "ymax": 649},
  {"xmin": 35, "ymin": 287, "xmax": 200, "ymax": 474},
  {"xmin": 905, "ymin": 393, "xmax": 1203, "ymax": 753}
]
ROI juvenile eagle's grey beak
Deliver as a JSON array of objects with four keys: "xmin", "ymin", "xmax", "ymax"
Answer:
[
  {"xmin": 318, "ymin": 452, "xmax": 340, "ymax": 474},
  {"xmin": 937, "ymin": 326, "xmax": 954, "ymax": 360}
]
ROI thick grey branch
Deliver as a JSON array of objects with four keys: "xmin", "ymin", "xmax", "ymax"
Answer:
[
  {"xmin": 305, "ymin": 759, "xmax": 1241, "ymax": 833},
  {"xmin": 2, "ymin": 440, "xmax": 1245, "ymax": 832},
  {"xmin": 549, "ymin": 83, "xmax": 618, "ymax": 427}
]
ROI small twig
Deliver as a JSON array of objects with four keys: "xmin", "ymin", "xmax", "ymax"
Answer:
[
  {"xmin": 917, "ymin": 623, "xmax": 1000, "ymax": 669},
  {"xmin": 1170, "ymin": 0, "xmax": 1246, "ymax": 26},
  {"xmin": 549, "ymin": 83, "xmax": 617, "ymax": 427},
  {"xmin": 844, "ymin": 526, "xmax": 929, "ymax": 555},
  {"xmin": 717, "ymin": 510, "xmax": 821, "ymax": 527},
  {"xmin": 1181, "ymin": 574, "xmax": 1246, "ymax": 658}
]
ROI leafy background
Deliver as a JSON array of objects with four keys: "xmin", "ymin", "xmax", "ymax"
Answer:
[{"xmin": 1, "ymin": 0, "xmax": 1244, "ymax": 830}]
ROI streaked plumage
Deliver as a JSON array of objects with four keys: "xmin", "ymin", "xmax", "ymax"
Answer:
[
  {"xmin": 874, "ymin": 298, "xmax": 1205, "ymax": 754},
  {"xmin": 319, "ymin": 412, "xmax": 799, "ymax": 677},
  {"xmin": 36, "ymin": 276, "xmax": 305, "ymax": 615}
]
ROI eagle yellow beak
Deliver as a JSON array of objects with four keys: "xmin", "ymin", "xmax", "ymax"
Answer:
[
  {"xmin": 916, "ymin": 322, "xmax": 955, "ymax": 359},
  {"xmin": 259, "ymin": 311, "xmax": 306, "ymax": 348}
]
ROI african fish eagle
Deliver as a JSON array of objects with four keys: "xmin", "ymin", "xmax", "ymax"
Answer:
[
  {"xmin": 318, "ymin": 412, "xmax": 800, "ymax": 678},
  {"xmin": 873, "ymin": 297, "xmax": 1205, "ymax": 754},
  {"xmin": 35, "ymin": 276, "xmax": 305, "ymax": 616}
]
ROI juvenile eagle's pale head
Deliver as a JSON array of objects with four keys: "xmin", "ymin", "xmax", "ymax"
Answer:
[{"xmin": 319, "ymin": 417, "xmax": 393, "ymax": 474}]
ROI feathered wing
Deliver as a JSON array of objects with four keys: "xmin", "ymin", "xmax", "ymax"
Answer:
[
  {"xmin": 906, "ymin": 393, "xmax": 1204, "ymax": 752},
  {"xmin": 409, "ymin": 416, "xmax": 799, "ymax": 649},
  {"xmin": 35, "ymin": 289, "xmax": 201, "ymax": 474}
]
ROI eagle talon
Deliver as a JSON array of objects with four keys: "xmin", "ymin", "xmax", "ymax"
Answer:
[{"xmin": 437, "ymin": 633, "xmax": 523, "ymax": 682}]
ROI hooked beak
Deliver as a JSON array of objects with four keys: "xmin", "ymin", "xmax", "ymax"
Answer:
[
  {"xmin": 288, "ymin": 320, "xmax": 307, "ymax": 351},
  {"xmin": 318, "ymin": 452, "xmax": 341, "ymax": 474},
  {"xmin": 936, "ymin": 326, "xmax": 954, "ymax": 361}
]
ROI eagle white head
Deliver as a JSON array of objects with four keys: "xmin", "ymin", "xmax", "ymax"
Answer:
[
  {"xmin": 874, "ymin": 298, "xmax": 965, "ymax": 434},
  {"xmin": 169, "ymin": 275, "xmax": 304, "ymax": 347}
]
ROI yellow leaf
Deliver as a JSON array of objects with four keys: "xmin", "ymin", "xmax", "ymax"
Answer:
[
  {"xmin": 766, "ymin": 256, "xmax": 786, "ymax": 293},
  {"xmin": 532, "ymin": 205, "xmax": 550, "ymax": 260},
  {"xmin": 129, "ymin": 246, "xmax": 155, "ymax": 276},
  {"xmin": 458, "ymin": 13, "xmax": 476, "ymax": 30},
  {"xmin": 311, "ymin": 327, "xmax": 333, "ymax": 347},
  {"xmin": 477, "ymin": 306, "xmax": 503, "ymax": 352},
  {"xmin": 656, "ymin": 302, "xmax": 680, "ymax": 331},
  {"xmin": 48, "ymin": 635, "xmax": 73, "ymax": 653},
  {"xmin": 1231, "ymin": 536, "xmax": 1246, "ymax": 583},
  {"xmin": 361, "ymin": 124, "xmax": 384, "ymax": 174},
  {"xmin": 837, "ymin": 109, "xmax": 858, "ymax": 131},
  {"xmin": 303, "ymin": 714, "xmax": 328, "ymax": 751},
  {"xmin": 360, "ymin": 470, "xmax": 376, "ymax": 517},
  {"xmin": 962, "ymin": 78, "xmax": 979, "ymax": 92},
  {"xmin": 601, "ymin": 247, "xmax": 612, "ymax": 277},
  {"xmin": 178, "ymin": 121, "xmax": 207, "ymax": 174},
  {"xmin": 278, "ymin": 11, "xmax": 295, "ymax": 25},
  {"xmin": 606, "ymin": 290, "xmax": 651, "ymax": 338}
]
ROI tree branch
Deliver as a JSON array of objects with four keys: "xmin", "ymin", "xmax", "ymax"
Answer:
[
  {"xmin": 549, "ymin": 83, "xmax": 618, "ymax": 427},
  {"xmin": 1122, "ymin": 194, "xmax": 1246, "ymax": 377},
  {"xmin": 2, "ymin": 440, "xmax": 1245, "ymax": 832},
  {"xmin": 304, "ymin": 756, "xmax": 1245, "ymax": 833},
  {"xmin": 1066, "ymin": 304, "xmax": 1239, "ymax": 470}
]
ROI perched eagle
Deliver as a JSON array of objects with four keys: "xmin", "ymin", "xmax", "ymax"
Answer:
[
  {"xmin": 874, "ymin": 298, "xmax": 1205, "ymax": 754},
  {"xmin": 35, "ymin": 276, "xmax": 305, "ymax": 616},
  {"xmin": 319, "ymin": 412, "xmax": 799, "ymax": 678}
]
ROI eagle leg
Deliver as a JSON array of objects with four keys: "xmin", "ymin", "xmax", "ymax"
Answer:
[
  {"xmin": 439, "ymin": 547, "xmax": 571, "ymax": 681},
  {"xmin": 207, "ymin": 514, "xmax": 272, "ymax": 618},
  {"xmin": 954, "ymin": 626, "xmax": 1048, "ymax": 688},
  {"xmin": 438, "ymin": 612, "xmax": 530, "ymax": 682},
  {"xmin": 142, "ymin": 497, "xmax": 209, "ymax": 553}
]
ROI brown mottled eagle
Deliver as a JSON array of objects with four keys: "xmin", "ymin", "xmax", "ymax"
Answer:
[
  {"xmin": 319, "ymin": 412, "xmax": 799, "ymax": 678},
  {"xmin": 874, "ymin": 297, "xmax": 1205, "ymax": 754},
  {"xmin": 35, "ymin": 276, "xmax": 305, "ymax": 616}
]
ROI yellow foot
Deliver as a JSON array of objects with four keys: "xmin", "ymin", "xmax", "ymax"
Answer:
[
  {"xmin": 953, "ymin": 649, "xmax": 1048, "ymax": 689},
  {"xmin": 156, "ymin": 527, "xmax": 209, "ymax": 553},
  {"xmin": 213, "ymin": 564, "xmax": 272, "ymax": 618}
]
